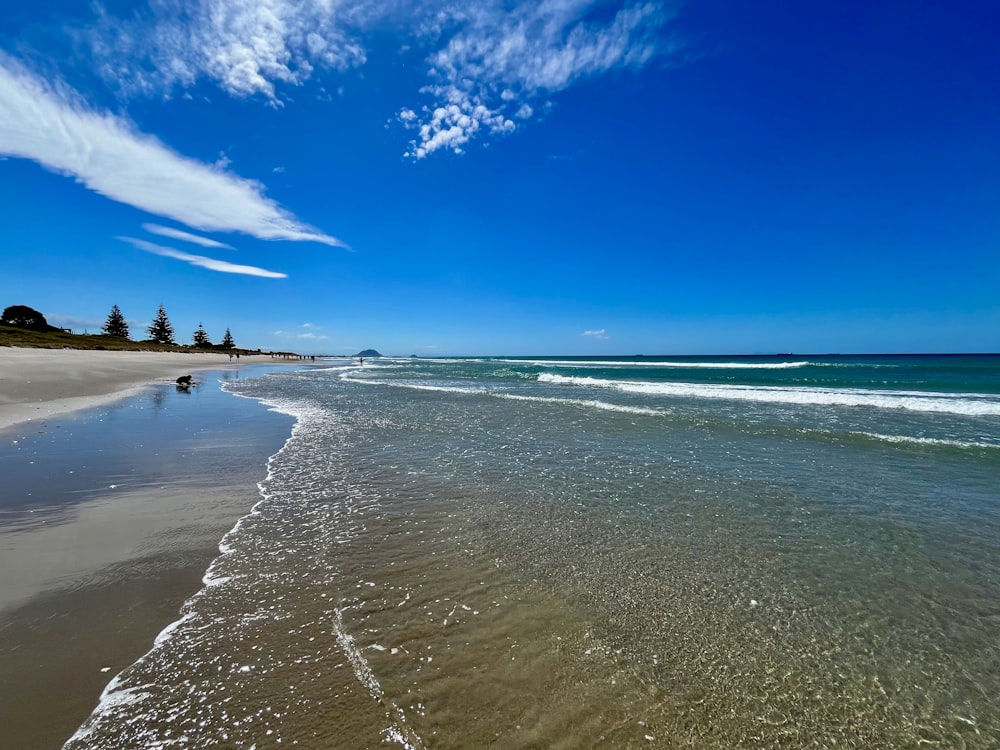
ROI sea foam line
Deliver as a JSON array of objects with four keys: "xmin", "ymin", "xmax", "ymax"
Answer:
[
  {"xmin": 347, "ymin": 375, "xmax": 999, "ymax": 444},
  {"xmin": 851, "ymin": 432, "xmax": 999, "ymax": 450},
  {"xmin": 343, "ymin": 375, "xmax": 666, "ymax": 416},
  {"xmin": 537, "ymin": 374, "xmax": 1000, "ymax": 417},
  {"xmin": 496, "ymin": 358, "xmax": 811, "ymax": 369},
  {"xmin": 65, "ymin": 387, "xmax": 312, "ymax": 749},
  {"xmin": 333, "ymin": 607, "xmax": 423, "ymax": 749}
]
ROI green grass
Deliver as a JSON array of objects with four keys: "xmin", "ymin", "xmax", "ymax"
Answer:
[{"xmin": 0, "ymin": 325, "xmax": 259, "ymax": 353}]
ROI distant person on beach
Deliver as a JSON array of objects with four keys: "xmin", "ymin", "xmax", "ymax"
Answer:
[
  {"xmin": 359, "ymin": 357, "xmax": 363, "ymax": 365},
  {"xmin": 228, "ymin": 352, "xmax": 233, "ymax": 361}
]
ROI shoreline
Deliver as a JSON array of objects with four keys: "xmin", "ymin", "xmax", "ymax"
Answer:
[
  {"xmin": 0, "ymin": 347, "xmax": 275, "ymax": 433},
  {"xmin": 0, "ymin": 357, "xmax": 302, "ymax": 748}
]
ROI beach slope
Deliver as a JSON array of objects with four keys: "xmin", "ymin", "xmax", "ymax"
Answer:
[
  {"xmin": 0, "ymin": 347, "xmax": 243, "ymax": 432},
  {"xmin": 0, "ymin": 349, "xmax": 294, "ymax": 748}
]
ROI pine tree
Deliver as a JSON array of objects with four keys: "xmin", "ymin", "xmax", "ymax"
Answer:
[
  {"xmin": 147, "ymin": 305, "xmax": 175, "ymax": 344},
  {"xmin": 221, "ymin": 327, "xmax": 235, "ymax": 349},
  {"xmin": 102, "ymin": 304, "xmax": 130, "ymax": 339},
  {"xmin": 192, "ymin": 322, "xmax": 211, "ymax": 348}
]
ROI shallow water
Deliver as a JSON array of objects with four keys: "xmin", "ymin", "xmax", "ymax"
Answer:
[{"xmin": 68, "ymin": 355, "xmax": 1000, "ymax": 748}]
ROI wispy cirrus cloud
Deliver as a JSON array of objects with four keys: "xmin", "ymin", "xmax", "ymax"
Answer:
[
  {"xmin": 119, "ymin": 236, "xmax": 288, "ymax": 279},
  {"xmin": 0, "ymin": 54, "xmax": 342, "ymax": 245},
  {"xmin": 143, "ymin": 223, "xmax": 235, "ymax": 249},
  {"xmin": 75, "ymin": 1, "xmax": 679, "ymax": 157},
  {"xmin": 583, "ymin": 328, "xmax": 610, "ymax": 339}
]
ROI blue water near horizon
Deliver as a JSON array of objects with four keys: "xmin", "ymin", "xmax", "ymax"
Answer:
[{"xmin": 68, "ymin": 353, "xmax": 1000, "ymax": 748}]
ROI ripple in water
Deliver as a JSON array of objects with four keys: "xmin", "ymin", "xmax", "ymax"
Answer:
[{"xmin": 68, "ymin": 363, "xmax": 1000, "ymax": 748}]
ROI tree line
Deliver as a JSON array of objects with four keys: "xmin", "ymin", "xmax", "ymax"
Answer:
[
  {"xmin": 2, "ymin": 303, "xmax": 235, "ymax": 349},
  {"xmin": 106, "ymin": 304, "xmax": 235, "ymax": 348}
]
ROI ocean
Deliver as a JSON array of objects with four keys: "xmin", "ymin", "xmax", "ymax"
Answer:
[{"xmin": 66, "ymin": 354, "xmax": 1000, "ymax": 748}]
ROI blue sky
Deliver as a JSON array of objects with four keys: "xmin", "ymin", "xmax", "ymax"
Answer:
[{"xmin": 1, "ymin": 1, "xmax": 998, "ymax": 355}]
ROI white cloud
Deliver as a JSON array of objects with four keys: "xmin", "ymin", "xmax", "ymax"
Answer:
[
  {"xmin": 402, "ymin": 100, "xmax": 515, "ymax": 159},
  {"xmin": 0, "ymin": 54, "xmax": 342, "ymax": 245},
  {"xmin": 143, "ymin": 223, "xmax": 235, "ymax": 249},
  {"xmin": 583, "ymin": 329, "xmax": 609, "ymax": 339},
  {"xmin": 74, "ymin": 1, "xmax": 678, "ymax": 157},
  {"xmin": 82, "ymin": 0, "xmax": 370, "ymax": 101},
  {"xmin": 120, "ymin": 236, "xmax": 288, "ymax": 278},
  {"xmin": 273, "ymin": 323, "xmax": 328, "ymax": 339},
  {"xmin": 399, "ymin": 1, "xmax": 676, "ymax": 157}
]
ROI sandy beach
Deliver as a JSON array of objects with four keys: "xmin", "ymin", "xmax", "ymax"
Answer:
[
  {"xmin": 0, "ymin": 347, "xmax": 250, "ymax": 432},
  {"xmin": 0, "ymin": 349, "xmax": 299, "ymax": 748}
]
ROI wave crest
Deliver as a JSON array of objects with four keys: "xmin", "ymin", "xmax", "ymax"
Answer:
[{"xmin": 537, "ymin": 373, "xmax": 1000, "ymax": 417}]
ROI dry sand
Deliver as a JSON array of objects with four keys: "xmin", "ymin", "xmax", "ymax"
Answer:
[{"xmin": 0, "ymin": 347, "xmax": 246, "ymax": 432}]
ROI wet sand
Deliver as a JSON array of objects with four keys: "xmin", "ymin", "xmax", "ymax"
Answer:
[
  {"xmin": 0, "ymin": 556, "xmax": 214, "ymax": 749},
  {"xmin": 0, "ymin": 347, "xmax": 251, "ymax": 432},
  {"xmin": 0, "ymin": 360, "xmax": 298, "ymax": 748}
]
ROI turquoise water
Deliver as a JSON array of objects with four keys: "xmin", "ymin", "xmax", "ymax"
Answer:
[{"xmin": 69, "ymin": 354, "xmax": 1000, "ymax": 748}]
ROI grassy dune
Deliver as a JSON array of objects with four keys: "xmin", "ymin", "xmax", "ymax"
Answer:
[{"xmin": 0, "ymin": 325, "xmax": 254, "ymax": 353}]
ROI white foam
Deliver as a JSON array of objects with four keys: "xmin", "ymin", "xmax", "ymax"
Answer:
[
  {"xmin": 852, "ymin": 432, "xmax": 999, "ymax": 450},
  {"xmin": 346, "ymin": 370, "xmax": 1000, "ymax": 418},
  {"xmin": 497, "ymin": 393, "xmax": 664, "ymax": 416},
  {"xmin": 333, "ymin": 607, "xmax": 383, "ymax": 699},
  {"xmin": 66, "ymin": 387, "xmax": 313, "ymax": 748},
  {"xmin": 153, "ymin": 611, "xmax": 196, "ymax": 648},
  {"xmin": 537, "ymin": 373, "xmax": 1000, "ymax": 417},
  {"xmin": 382, "ymin": 726, "xmax": 420, "ymax": 750},
  {"xmin": 333, "ymin": 608, "xmax": 423, "ymax": 749},
  {"xmin": 346, "ymin": 378, "xmax": 665, "ymax": 416},
  {"xmin": 201, "ymin": 571, "xmax": 231, "ymax": 587},
  {"xmin": 499, "ymin": 358, "xmax": 811, "ymax": 369},
  {"xmin": 310, "ymin": 364, "xmax": 358, "ymax": 373}
]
